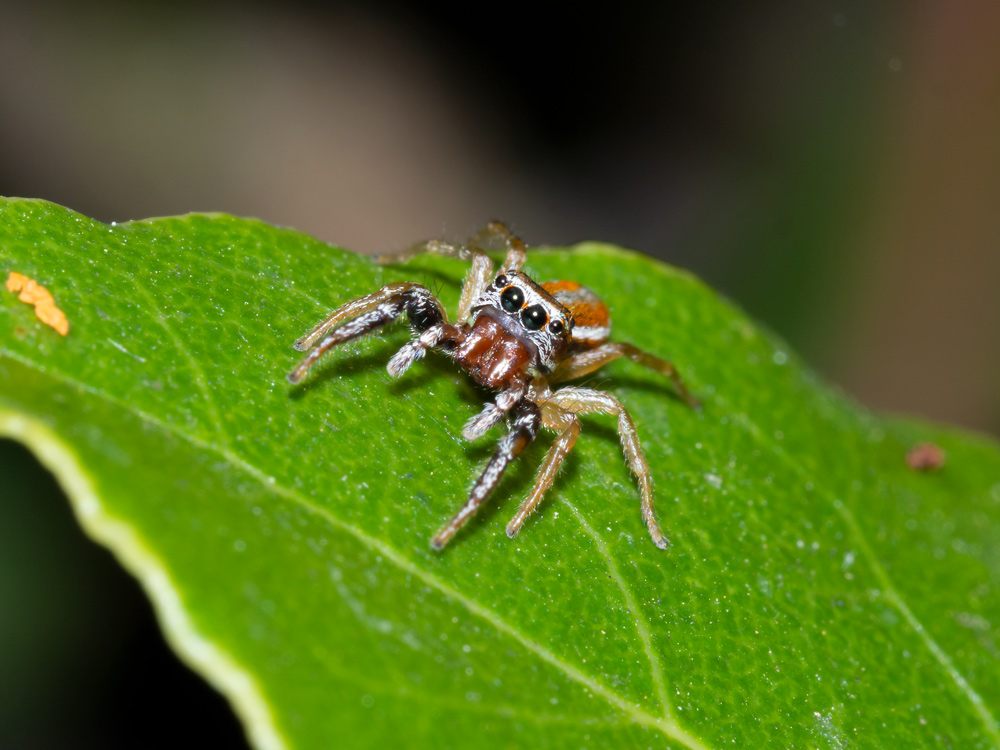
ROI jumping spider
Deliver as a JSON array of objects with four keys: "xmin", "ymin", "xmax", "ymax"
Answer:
[{"xmin": 288, "ymin": 222, "xmax": 699, "ymax": 550}]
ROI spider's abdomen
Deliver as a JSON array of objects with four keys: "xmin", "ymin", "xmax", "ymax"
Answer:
[
  {"xmin": 454, "ymin": 315, "xmax": 534, "ymax": 389},
  {"xmin": 541, "ymin": 280, "xmax": 611, "ymax": 349}
]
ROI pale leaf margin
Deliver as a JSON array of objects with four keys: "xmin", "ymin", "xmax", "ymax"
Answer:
[{"xmin": 0, "ymin": 408, "xmax": 288, "ymax": 750}]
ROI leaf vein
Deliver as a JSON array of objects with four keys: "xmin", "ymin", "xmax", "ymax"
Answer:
[
  {"xmin": 121, "ymin": 270, "xmax": 234, "ymax": 452},
  {"xmin": 562, "ymin": 499, "xmax": 675, "ymax": 721}
]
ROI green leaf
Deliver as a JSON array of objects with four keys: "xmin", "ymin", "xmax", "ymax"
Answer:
[{"xmin": 2, "ymin": 197, "xmax": 999, "ymax": 749}]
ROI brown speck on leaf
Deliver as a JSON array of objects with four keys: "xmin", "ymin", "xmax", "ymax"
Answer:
[
  {"xmin": 907, "ymin": 442, "xmax": 946, "ymax": 471},
  {"xmin": 5, "ymin": 271, "xmax": 69, "ymax": 335}
]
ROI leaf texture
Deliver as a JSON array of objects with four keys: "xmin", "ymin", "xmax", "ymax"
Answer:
[{"xmin": 1, "ymin": 198, "xmax": 999, "ymax": 749}]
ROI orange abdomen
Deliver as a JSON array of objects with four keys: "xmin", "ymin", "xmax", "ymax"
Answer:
[{"xmin": 541, "ymin": 280, "xmax": 611, "ymax": 348}]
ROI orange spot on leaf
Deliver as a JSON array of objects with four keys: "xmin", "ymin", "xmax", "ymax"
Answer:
[{"xmin": 5, "ymin": 271, "xmax": 70, "ymax": 336}]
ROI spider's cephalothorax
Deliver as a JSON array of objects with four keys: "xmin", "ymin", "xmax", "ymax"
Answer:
[{"xmin": 287, "ymin": 222, "xmax": 700, "ymax": 550}]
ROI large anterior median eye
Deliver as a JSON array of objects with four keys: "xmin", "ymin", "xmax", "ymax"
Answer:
[
  {"xmin": 500, "ymin": 286, "xmax": 524, "ymax": 312},
  {"xmin": 520, "ymin": 304, "xmax": 547, "ymax": 331}
]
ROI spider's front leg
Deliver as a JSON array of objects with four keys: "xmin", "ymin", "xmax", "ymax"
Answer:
[
  {"xmin": 431, "ymin": 399, "xmax": 540, "ymax": 550},
  {"xmin": 287, "ymin": 282, "xmax": 453, "ymax": 384}
]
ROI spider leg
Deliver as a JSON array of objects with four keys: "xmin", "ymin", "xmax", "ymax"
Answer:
[
  {"xmin": 373, "ymin": 238, "xmax": 472, "ymax": 266},
  {"xmin": 456, "ymin": 251, "xmax": 493, "ymax": 322},
  {"xmin": 462, "ymin": 402, "xmax": 503, "ymax": 440},
  {"xmin": 545, "ymin": 386, "xmax": 670, "ymax": 549},
  {"xmin": 550, "ymin": 342, "xmax": 700, "ymax": 409},
  {"xmin": 471, "ymin": 220, "xmax": 527, "ymax": 271},
  {"xmin": 431, "ymin": 400, "xmax": 541, "ymax": 550},
  {"xmin": 386, "ymin": 324, "xmax": 458, "ymax": 377},
  {"xmin": 288, "ymin": 282, "xmax": 447, "ymax": 384},
  {"xmin": 505, "ymin": 404, "xmax": 581, "ymax": 539},
  {"xmin": 293, "ymin": 281, "xmax": 446, "ymax": 351},
  {"xmin": 373, "ymin": 239, "xmax": 493, "ymax": 323},
  {"xmin": 461, "ymin": 378, "xmax": 529, "ymax": 440}
]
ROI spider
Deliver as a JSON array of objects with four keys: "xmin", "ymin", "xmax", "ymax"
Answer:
[{"xmin": 287, "ymin": 222, "xmax": 699, "ymax": 550}]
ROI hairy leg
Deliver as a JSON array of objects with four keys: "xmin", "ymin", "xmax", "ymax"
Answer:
[
  {"xmin": 460, "ymin": 377, "xmax": 529, "ymax": 440},
  {"xmin": 374, "ymin": 239, "xmax": 493, "ymax": 323},
  {"xmin": 550, "ymin": 342, "xmax": 700, "ymax": 409},
  {"xmin": 386, "ymin": 323, "xmax": 460, "ymax": 377},
  {"xmin": 471, "ymin": 220, "xmax": 527, "ymax": 271},
  {"xmin": 293, "ymin": 283, "xmax": 432, "ymax": 352},
  {"xmin": 288, "ymin": 283, "xmax": 447, "ymax": 384},
  {"xmin": 431, "ymin": 400, "xmax": 540, "ymax": 550},
  {"xmin": 544, "ymin": 386, "xmax": 670, "ymax": 549},
  {"xmin": 505, "ymin": 405, "xmax": 581, "ymax": 539}
]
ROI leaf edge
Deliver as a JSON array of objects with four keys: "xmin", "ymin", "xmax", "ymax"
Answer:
[{"xmin": 0, "ymin": 406, "xmax": 288, "ymax": 750}]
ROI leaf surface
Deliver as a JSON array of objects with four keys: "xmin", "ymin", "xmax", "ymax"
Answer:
[{"xmin": 2, "ymin": 198, "xmax": 999, "ymax": 749}]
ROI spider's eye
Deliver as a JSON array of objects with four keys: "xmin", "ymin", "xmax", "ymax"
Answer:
[
  {"xmin": 520, "ymin": 304, "xmax": 547, "ymax": 331},
  {"xmin": 494, "ymin": 274, "xmax": 508, "ymax": 289},
  {"xmin": 548, "ymin": 319, "xmax": 564, "ymax": 335},
  {"xmin": 500, "ymin": 285, "xmax": 524, "ymax": 313}
]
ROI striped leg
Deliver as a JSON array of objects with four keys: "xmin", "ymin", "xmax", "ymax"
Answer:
[
  {"xmin": 461, "ymin": 377, "xmax": 529, "ymax": 440},
  {"xmin": 431, "ymin": 400, "xmax": 541, "ymax": 550},
  {"xmin": 288, "ymin": 283, "xmax": 447, "ymax": 384},
  {"xmin": 505, "ymin": 406, "xmax": 581, "ymax": 539},
  {"xmin": 374, "ymin": 238, "xmax": 493, "ymax": 323}
]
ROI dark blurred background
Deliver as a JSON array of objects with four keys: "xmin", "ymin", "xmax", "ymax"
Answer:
[{"xmin": 2, "ymin": 1, "xmax": 998, "ymax": 747}]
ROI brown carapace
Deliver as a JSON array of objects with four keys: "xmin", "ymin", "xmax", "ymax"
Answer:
[{"xmin": 288, "ymin": 222, "xmax": 700, "ymax": 550}]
